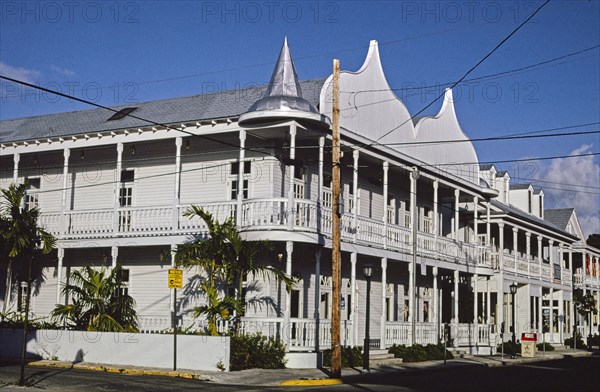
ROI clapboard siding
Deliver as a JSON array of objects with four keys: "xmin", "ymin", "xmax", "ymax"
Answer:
[{"xmin": 70, "ymin": 147, "xmax": 116, "ymax": 210}]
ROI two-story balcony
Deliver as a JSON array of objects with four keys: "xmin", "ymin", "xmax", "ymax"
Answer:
[{"xmin": 39, "ymin": 197, "xmax": 486, "ymax": 268}]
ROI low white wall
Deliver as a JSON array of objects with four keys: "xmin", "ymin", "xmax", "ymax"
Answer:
[{"xmin": 0, "ymin": 329, "xmax": 230, "ymax": 372}]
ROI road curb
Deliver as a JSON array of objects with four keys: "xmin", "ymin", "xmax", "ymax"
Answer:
[
  {"xmin": 280, "ymin": 378, "xmax": 343, "ymax": 387},
  {"xmin": 27, "ymin": 360, "xmax": 213, "ymax": 381}
]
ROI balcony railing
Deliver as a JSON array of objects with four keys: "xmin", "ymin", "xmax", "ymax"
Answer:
[{"xmin": 40, "ymin": 198, "xmax": 572, "ymax": 275}]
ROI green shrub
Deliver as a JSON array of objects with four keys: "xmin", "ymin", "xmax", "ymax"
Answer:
[
  {"xmin": 0, "ymin": 311, "xmax": 60, "ymax": 330},
  {"xmin": 536, "ymin": 342, "xmax": 554, "ymax": 351},
  {"xmin": 322, "ymin": 346, "xmax": 363, "ymax": 368},
  {"xmin": 497, "ymin": 341, "xmax": 520, "ymax": 355},
  {"xmin": 565, "ymin": 333, "xmax": 586, "ymax": 349},
  {"xmin": 389, "ymin": 344, "xmax": 453, "ymax": 362},
  {"xmin": 230, "ymin": 333, "xmax": 286, "ymax": 371}
]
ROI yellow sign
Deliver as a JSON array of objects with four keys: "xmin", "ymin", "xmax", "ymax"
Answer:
[{"xmin": 168, "ymin": 268, "xmax": 183, "ymax": 289}]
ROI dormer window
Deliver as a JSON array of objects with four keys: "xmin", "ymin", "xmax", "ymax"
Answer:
[{"xmin": 107, "ymin": 107, "xmax": 138, "ymax": 121}]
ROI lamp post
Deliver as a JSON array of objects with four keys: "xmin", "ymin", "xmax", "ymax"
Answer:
[
  {"xmin": 362, "ymin": 264, "xmax": 373, "ymax": 372},
  {"xmin": 510, "ymin": 282, "xmax": 518, "ymax": 358}
]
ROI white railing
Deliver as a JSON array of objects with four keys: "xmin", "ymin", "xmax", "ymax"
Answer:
[
  {"xmin": 241, "ymin": 198, "xmax": 286, "ymax": 228},
  {"xmin": 541, "ymin": 264, "xmax": 552, "ymax": 280},
  {"xmin": 455, "ymin": 323, "xmax": 494, "ymax": 347},
  {"xmin": 38, "ymin": 212, "xmax": 62, "ymax": 234},
  {"xmin": 66, "ymin": 209, "xmax": 113, "ymax": 236},
  {"xmin": 40, "ymin": 198, "xmax": 496, "ymax": 268},
  {"xmin": 385, "ymin": 322, "xmax": 439, "ymax": 346},
  {"xmin": 516, "ymin": 256, "xmax": 529, "ymax": 275},
  {"xmin": 478, "ymin": 246, "xmax": 492, "ymax": 268}
]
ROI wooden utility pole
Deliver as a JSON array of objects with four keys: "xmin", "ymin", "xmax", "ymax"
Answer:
[{"xmin": 331, "ymin": 59, "xmax": 342, "ymax": 377}]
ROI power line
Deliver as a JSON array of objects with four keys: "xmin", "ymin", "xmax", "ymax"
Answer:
[
  {"xmin": 0, "ymin": 75, "xmax": 277, "ymax": 162},
  {"xmin": 291, "ymin": 126, "xmax": 600, "ymax": 150},
  {"xmin": 340, "ymin": 44, "xmax": 600, "ymax": 94},
  {"xmin": 374, "ymin": 0, "xmax": 551, "ymax": 143}
]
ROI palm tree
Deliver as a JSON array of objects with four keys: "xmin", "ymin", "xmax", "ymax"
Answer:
[
  {"xmin": 175, "ymin": 206, "xmax": 292, "ymax": 336},
  {"xmin": 51, "ymin": 265, "xmax": 138, "ymax": 332},
  {"xmin": 0, "ymin": 182, "xmax": 56, "ymax": 386},
  {"xmin": 1, "ymin": 183, "xmax": 55, "ymax": 313}
]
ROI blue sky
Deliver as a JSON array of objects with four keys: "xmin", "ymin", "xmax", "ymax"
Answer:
[{"xmin": 0, "ymin": 0, "xmax": 599, "ymax": 234}]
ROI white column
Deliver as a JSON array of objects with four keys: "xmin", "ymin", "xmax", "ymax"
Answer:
[
  {"xmin": 498, "ymin": 223, "xmax": 505, "ymax": 270},
  {"xmin": 408, "ymin": 261, "xmax": 415, "ymax": 345},
  {"xmin": 454, "ymin": 270, "xmax": 460, "ymax": 346},
  {"xmin": 350, "ymin": 252, "xmax": 358, "ymax": 345},
  {"xmin": 486, "ymin": 279, "xmax": 491, "ymax": 324},
  {"xmin": 433, "ymin": 180, "xmax": 439, "ymax": 251},
  {"xmin": 318, "ymin": 137, "xmax": 324, "ymax": 236},
  {"xmin": 473, "ymin": 273, "xmax": 478, "ymax": 324},
  {"xmin": 538, "ymin": 237, "xmax": 543, "ymax": 279},
  {"xmin": 56, "ymin": 247, "xmax": 64, "ymax": 304},
  {"xmin": 558, "ymin": 290, "xmax": 564, "ymax": 343},
  {"xmin": 60, "ymin": 148, "xmax": 70, "ymax": 236},
  {"xmin": 473, "ymin": 196, "xmax": 479, "ymax": 243},
  {"xmin": 537, "ymin": 295, "xmax": 543, "ymax": 334},
  {"xmin": 433, "ymin": 266, "xmax": 439, "ymax": 335},
  {"xmin": 170, "ymin": 244, "xmax": 177, "ymax": 314},
  {"xmin": 486, "ymin": 201, "xmax": 491, "ymax": 247},
  {"xmin": 352, "ymin": 150, "xmax": 359, "ymax": 243},
  {"xmin": 287, "ymin": 125, "xmax": 297, "ymax": 231},
  {"xmin": 454, "ymin": 189, "xmax": 460, "ymax": 241},
  {"xmin": 382, "ymin": 161, "xmax": 389, "ymax": 249},
  {"xmin": 526, "ymin": 232, "xmax": 531, "ymax": 274},
  {"xmin": 380, "ymin": 257, "xmax": 387, "ymax": 349},
  {"xmin": 13, "ymin": 153, "xmax": 20, "ymax": 183},
  {"xmin": 558, "ymin": 243, "xmax": 564, "ymax": 285},
  {"xmin": 236, "ymin": 130, "xmax": 246, "ymax": 226},
  {"xmin": 173, "ymin": 137, "xmax": 182, "ymax": 231},
  {"xmin": 549, "ymin": 287, "xmax": 554, "ymax": 342},
  {"xmin": 513, "ymin": 227, "xmax": 518, "ymax": 274},
  {"xmin": 314, "ymin": 247, "xmax": 321, "ymax": 351},
  {"xmin": 284, "ymin": 241, "xmax": 293, "ymax": 349},
  {"xmin": 113, "ymin": 143, "xmax": 124, "ymax": 234},
  {"xmin": 111, "ymin": 245, "xmax": 118, "ymax": 268}
]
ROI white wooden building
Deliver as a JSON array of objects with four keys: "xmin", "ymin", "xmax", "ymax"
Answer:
[{"xmin": 1, "ymin": 39, "xmax": 599, "ymax": 355}]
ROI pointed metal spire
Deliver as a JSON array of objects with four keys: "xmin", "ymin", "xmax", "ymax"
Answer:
[{"xmin": 239, "ymin": 38, "xmax": 329, "ymax": 129}]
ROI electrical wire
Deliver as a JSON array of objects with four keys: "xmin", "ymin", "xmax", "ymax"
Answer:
[{"xmin": 374, "ymin": 0, "xmax": 551, "ymax": 143}]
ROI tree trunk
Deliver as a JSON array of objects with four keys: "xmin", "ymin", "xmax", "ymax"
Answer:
[{"xmin": 2, "ymin": 259, "xmax": 13, "ymax": 314}]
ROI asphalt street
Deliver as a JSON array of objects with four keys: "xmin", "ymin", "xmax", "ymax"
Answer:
[{"xmin": 0, "ymin": 356, "xmax": 598, "ymax": 392}]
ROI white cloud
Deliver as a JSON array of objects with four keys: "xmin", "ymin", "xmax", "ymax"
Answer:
[
  {"xmin": 0, "ymin": 62, "xmax": 42, "ymax": 84},
  {"xmin": 50, "ymin": 65, "xmax": 76, "ymax": 77},
  {"xmin": 539, "ymin": 144, "xmax": 600, "ymax": 238}
]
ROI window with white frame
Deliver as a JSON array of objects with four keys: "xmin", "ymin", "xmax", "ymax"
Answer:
[
  {"xmin": 347, "ymin": 182, "xmax": 355, "ymax": 213},
  {"xmin": 322, "ymin": 173, "xmax": 332, "ymax": 208},
  {"xmin": 386, "ymin": 193, "xmax": 396, "ymax": 224},
  {"xmin": 119, "ymin": 170, "xmax": 135, "ymax": 231},
  {"xmin": 293, "ymin": 166, "xmax": 305, "ymax": 199},
  {"xmin": 114, "ymin": 268, "xmax": 130, "ymax": 298},
  {"xmin": 24, "ymin": 177, "xmax": 41, "ymax": 209},
  {"xmin": 229, "ymin": 161, "xmax": 250, "ymax": 200}
]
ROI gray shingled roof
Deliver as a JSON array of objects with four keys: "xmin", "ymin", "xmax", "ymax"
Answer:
[
  {"xmin": 544, "ymin": 208, "xmax": 575, "ymax": 231},
  {"xmin": 0, "ymin": 79, "xmax": 326, "ymax": 143},
  {"xmin": 479, "ymin": 164, "xmax": 494, "ymax": 170},
  {"xmin": 490, "ymin": 200, "xmax": 577, "ymax": 239},
  {"xmin": 510, "ymin": 183, "xmax": 532, "ymax": 190}
]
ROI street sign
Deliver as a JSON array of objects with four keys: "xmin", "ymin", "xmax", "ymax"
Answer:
[{"xmin": 168, "ymin": 268, "xmax": 183, "ymax": 289}]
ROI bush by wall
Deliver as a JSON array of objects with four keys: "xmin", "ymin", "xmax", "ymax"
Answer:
[
  {"xmin": 536, "ymin": 342, "xmax": 554, "ymax": 351},
  {"xmin": 229, "ymin": 333, "xmax": 286, "ymax": 371},
  {"xmin": 565, "ymin": 333, "xmax": 586, "ymax": 349},
  {"xmin": 389, "ymin": 344, "xmax": 453, "ymax": 362},
  {"xmin": 322, "ymin": 346, "xmax": 363, "ymax": 368}
]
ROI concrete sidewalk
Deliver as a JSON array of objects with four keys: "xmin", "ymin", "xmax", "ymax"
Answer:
[{"xmin": 2, "ymin": 348, "xmax": 594, "ymax": 389}]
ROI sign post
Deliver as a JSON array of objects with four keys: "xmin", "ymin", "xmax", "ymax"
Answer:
[{"xmin": 168, "ymin": 268, "xmax": 183, "ymax": 371}]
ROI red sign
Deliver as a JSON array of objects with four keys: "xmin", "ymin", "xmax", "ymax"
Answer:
[{"xmin": 521, "ymin": 333, "xmax": 537, "ymax": 341}]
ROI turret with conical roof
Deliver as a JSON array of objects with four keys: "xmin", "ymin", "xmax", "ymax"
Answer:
[{"xmin": 239, "ymin": 38, "xmax": 330, "ymax": 129}]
